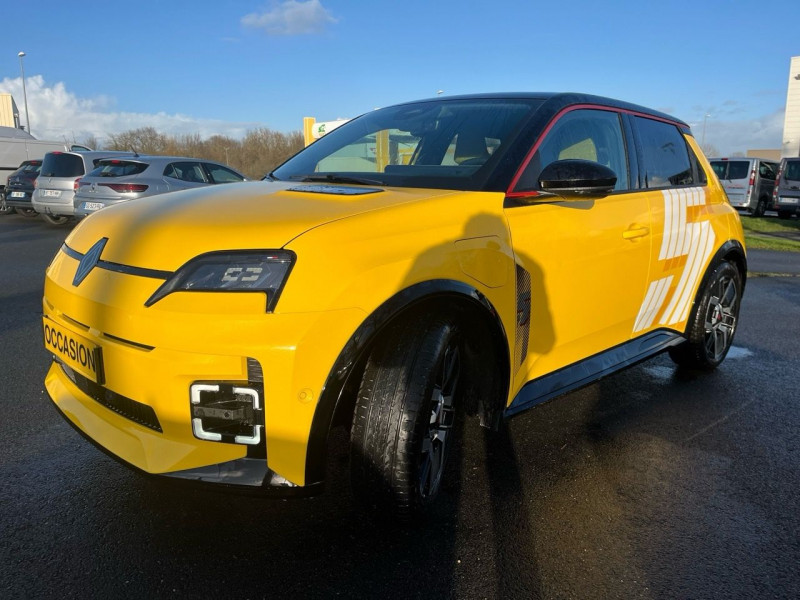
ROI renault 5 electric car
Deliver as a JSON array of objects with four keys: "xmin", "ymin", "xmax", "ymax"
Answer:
[{"xmin": 42, "ymin": 93, "xmax": 746, "ymax": 520}]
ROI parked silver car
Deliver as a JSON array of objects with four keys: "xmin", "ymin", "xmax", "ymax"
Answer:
[
  {"xmin": 772, "ymin": 157, "xmax": 800, "ymax": 219},
  {"xmin": 708, "ymin": 157, "xmax": 778, "ymax": 217},
  {"xmin": 73, "ymin": 155, "xmax": 247, "ymax": 217},
  {"xmin": 32, "ymin": 150, "xmax": 134, "ymax": 225}
]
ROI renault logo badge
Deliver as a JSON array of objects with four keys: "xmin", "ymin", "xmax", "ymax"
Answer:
[{"xmin": 73, "ymin": 238, "xmax": 108, "ymax": 286}]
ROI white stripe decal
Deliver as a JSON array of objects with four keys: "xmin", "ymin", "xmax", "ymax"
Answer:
[
  {"xmin": 659, "ymin": 190, "xmax": 673, "ymax": 260},
  {"xmin": 634, "ymin": 279, "xmax": 660, "ymax": 332},
  {"xmin": 634, "ymin": 186, "xmax": 714, "ymax": 334},
  {"xmin": 661, "ymin": 222, "xmax": 701, "ymax": 324},
  {"xmin": 633, "ymin": 276, "xmax": 673, "ymax": 332},
  {"xmin": 673, "ymin": 223, "xmax": 716, "ymax": 324},
  {"xmin": 675, "ymin": 189, "xmax": 688, "ymax": 259},
  {"xmin": 667, "ymin": 189, "xmax": 681, "ymax": 259},
  {"xmin": 661, "ymin": 221, "xmax": 715, "ymax": 325}
]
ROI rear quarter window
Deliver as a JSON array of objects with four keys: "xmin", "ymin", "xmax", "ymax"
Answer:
[
  {"xmin": 204, "ymin": 164, "xmax": 244, "ymax": 184},
  {"xmin": 634, "ymin": 116, "xmax": 694, "ymax": 188}
]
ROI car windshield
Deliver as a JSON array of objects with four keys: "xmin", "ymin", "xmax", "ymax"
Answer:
[
  {"xmin": 88, "ymin": 160, "xmax": 149, "ymax": 178},
  {"xmin": 272, "ymin": 98, "xmax": 542, "ymax": 190},
  {"xmin": 710, "ymin": 160, "xmax": 749, "ymax": 180},
  {"xmin": 784, "ymin": 160, "xmax": 800, "ymax": 181},
  {"xmin": 20, "ymin": 161, "xmax": 41, "ymax": 174}
]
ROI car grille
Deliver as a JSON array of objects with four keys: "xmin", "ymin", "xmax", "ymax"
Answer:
[{"xmin": 60, "ymin": 363, "xmax": 163, "ymax": 432}]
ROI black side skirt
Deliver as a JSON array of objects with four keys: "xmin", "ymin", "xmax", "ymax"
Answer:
[{"xmin": 505, "ymin": 329, "xmax": 684, "ymax": 417}]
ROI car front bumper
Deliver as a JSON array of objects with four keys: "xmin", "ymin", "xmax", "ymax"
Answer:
[{"xmin": 43, "ymin": 249, "xmax": 366, "ymax": 490}]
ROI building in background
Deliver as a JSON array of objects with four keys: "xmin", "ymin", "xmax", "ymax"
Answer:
[
  {"xmin": 747, "ymin": 149, "xmax": 781, "ymax": 161},
  {"xmin": 782, "ymin": 56, "xmax": 800, "ymax": 157},
  {"xmin": 0, "ymin": 94, "xmax": 21, "ymax": 129}
]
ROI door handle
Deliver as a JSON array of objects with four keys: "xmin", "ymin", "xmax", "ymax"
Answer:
[{"xmin": 622, "ymin": 225, "xmax": 650, "ymax": 240}]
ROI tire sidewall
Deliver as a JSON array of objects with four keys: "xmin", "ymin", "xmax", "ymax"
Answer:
[{"xmin": 687, "ymin": 261, "xmax": 742, "ymax": 368}]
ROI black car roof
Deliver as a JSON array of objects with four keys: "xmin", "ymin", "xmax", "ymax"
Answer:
[{"xmin": 403, "ymin": 92, "xmax": 689, "ymax": 129}]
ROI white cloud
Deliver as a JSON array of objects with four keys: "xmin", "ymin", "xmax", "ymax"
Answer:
[
  {"xmin": 241, "ymin": 0, "xmax": 337, "ymax": 35},
  {"xmin": 0, "ymin": 75, "xmax": 264, "ymax": 146},
  {"xmin": 700, "ymin": 108, "xmax": 786, "ymax": 156}
]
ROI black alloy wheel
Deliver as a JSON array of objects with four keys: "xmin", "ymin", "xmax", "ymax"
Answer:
[{"xmin": 669, "ymin": 261, "xmax": 742, "ymax": 370}]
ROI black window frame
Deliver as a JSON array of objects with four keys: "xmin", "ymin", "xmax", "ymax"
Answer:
[{"xmin": 510, "ymin": 107, "xmax": 634, "ymax": 195}]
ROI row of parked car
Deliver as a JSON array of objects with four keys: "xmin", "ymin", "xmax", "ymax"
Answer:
[
  {"xmin": 1, "ymin": 150, "xmax": 248, "ymax": 225},
  {"xmin": 3, "ymin": 149, "xmax": 800, "ymax": 226},
  {"xmin": 709, "ymin": 156, "xmax": 800, "ymax": 218}
]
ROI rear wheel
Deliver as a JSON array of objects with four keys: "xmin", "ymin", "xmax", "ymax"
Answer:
[
  {"xmin": 669, "ymin": 261, "xmax": 742, "ymax": 370},
  {"xmin": 40, "ymin": 213, "xmax": 72, "ymax": 226},
  {"xmin": 777, "ymin": 210, "xmax": 792, "ymax": 220},
  {"xmin": 350, "ymin": 315, "xmax": 463, "ymax": 521},
  {"xmin": 752, "ymin": 197, "xmax": 767, "ymax": 217},
  {"xmin": 0, "ymin": 196, "xmax": 13, "ymax": 215}
]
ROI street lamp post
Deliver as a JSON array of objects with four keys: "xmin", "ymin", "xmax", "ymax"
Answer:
[
  {"xmin": 18, "ymin": 51, "xmax": 30, "ymax": 136},
  {"xmin": 701, "ymin": 113, "xmax": 711, "ymax": 147}
]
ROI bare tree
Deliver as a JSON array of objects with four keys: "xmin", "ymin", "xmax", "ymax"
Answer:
[
  {"xmin": 77, "ymin": 134, "xmax": 100, "ymax": 150},
  {"xmin": 102, "ymin": 127, "xmax": 303, "ymax": 178}
]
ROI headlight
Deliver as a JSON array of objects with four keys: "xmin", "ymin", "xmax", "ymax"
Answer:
[{"xmin": 145, "ymin": 251, "xmax": 295, "ymax": 312}]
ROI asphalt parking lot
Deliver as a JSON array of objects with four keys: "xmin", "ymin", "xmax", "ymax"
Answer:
[{"xmin": 1, "ymin": 213, "xmax": 798, "ymax": 599}]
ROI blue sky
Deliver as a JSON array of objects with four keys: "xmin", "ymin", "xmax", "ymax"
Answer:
[{"xmin": 0, "ymin": 0, "xmax": 798, "ymax": 155}]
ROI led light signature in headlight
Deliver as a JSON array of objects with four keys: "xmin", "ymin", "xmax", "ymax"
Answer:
[{"xmin": 145, "ymin": 250, "xmax": 295, "ymax": 311}]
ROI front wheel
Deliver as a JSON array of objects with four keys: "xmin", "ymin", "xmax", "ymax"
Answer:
[
  {"xmin": 350, "ymin": 315, "xmax": 463, "ymax": 521},
  {"xmin": 40, "ymin": 213, "xmax": 72, "ymax": 226},
  {"xmin": 669, "ymin": 261, "xmax": 742, "ymax": 370}
]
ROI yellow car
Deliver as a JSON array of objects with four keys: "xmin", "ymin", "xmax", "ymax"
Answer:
[{"xmin": 43, "ymin": 93, "xmax": 745, "ymax": 519}]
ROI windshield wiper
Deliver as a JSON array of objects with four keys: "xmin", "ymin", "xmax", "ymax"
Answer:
[{"xmin": 294, "ymin": 174, "xmax": 385, "ymax": 186}]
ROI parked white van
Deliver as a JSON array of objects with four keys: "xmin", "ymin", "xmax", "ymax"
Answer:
[{"xmin": 708, "ymin": 157, "xmax": 778, "ymax": 217}]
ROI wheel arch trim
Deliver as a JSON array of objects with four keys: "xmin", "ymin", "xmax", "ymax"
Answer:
[{"xmin": 304, "ymin": 279, "xmax": 510, "ymax": 485}]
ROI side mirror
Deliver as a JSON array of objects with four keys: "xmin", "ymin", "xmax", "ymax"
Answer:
[{"xmin": 539, "ymin": 159, "xmax": 617, "ymax": 196}]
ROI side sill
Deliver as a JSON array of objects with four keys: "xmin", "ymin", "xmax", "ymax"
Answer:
[{"xmin": 505, "ymin": 329, "xmax": 684, "ymax": 417}]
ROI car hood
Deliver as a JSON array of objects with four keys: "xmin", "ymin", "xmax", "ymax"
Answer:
[{"xmin": 65, "ymin": 180, "xmax": 455, "ymax": 270}]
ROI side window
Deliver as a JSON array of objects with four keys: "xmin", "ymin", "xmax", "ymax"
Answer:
[
  {"xmin": 164, "ymin": 162, "xmax": 207, "ymax": 183},
  {"xmin": 635, "ymin": 116, "xmax": 694, "ymax": 188},
  {"xmin": 514, "ymin": 108, "xmax": 629, "ymax": 192},
  {"xmin": 204, "ymin": 163, "xmax": 245, "ymax": 184}
]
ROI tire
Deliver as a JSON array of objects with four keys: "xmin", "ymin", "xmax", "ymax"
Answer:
[
  {"xmin": 350, "ymin": 315, "xmax": 463, "ymax": 521},
  {"xmin": 0, "ymin": 196, "xmax": 13, "ymax": 215},
  {"xmin": 777, "ymin": 210, "xmax": 792, "ymax": 220},
  {"xmin": 669, "ymin": 261, "xmax": 742, "ymax": 370},
  {"xmin": 752, "ymin": 197, "xmax": 767, "ymax": 217},
  {"xmin": 17, "ymin": 208, "xmax": 38, "ymax": 218},
  {"xmin": 40, "ymin": 213, "xmax": 72, "ymax": 226}
]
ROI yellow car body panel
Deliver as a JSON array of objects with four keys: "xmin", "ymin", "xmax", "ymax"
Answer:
[{"xmin": 44, "ymin": 185, "xmax": 520, "ymax": 486}]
